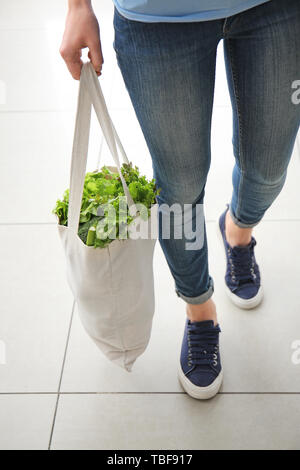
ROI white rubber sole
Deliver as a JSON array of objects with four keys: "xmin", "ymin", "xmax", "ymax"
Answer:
[
  {"xmin": 216, "ymin": 220, "xmax": 264, "ymax": 310},
  {"xmin": 178, "ymin": 365, "xmax": 223, "ymax": 400},
  {"xmin": 225, "ymin": 284, "xmax": 263, "ymax": 309}
]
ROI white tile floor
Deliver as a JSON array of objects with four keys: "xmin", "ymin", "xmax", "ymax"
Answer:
[{"xmin": 0, "ymin": 0, "xmax": 299, "ymax": 450}]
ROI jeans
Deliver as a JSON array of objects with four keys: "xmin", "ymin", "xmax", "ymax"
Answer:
[{"xmin": 113, "ymin": 0, "xmax": 300, "ymax": 304}]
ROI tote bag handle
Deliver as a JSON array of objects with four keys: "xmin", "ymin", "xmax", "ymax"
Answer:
[{"xmin": 67, "ymin": 62, "xmax": 134, "ymax": 234}]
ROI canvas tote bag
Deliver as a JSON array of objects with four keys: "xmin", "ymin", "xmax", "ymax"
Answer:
[{"xmin": 57, "ymin": 62, "xmax": 157, "ymax": 371}]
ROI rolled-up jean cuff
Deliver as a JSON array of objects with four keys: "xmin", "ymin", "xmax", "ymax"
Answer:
[
  {"xmin": 229, "ymin": 205, "xmax": 261, "ymax": 229},
  {"xmin": 175, "ymin": 277, "xmax": 214, "ymax": 305}
]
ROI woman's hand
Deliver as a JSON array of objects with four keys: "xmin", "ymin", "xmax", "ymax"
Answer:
[{"xmin": 60, "ymin": 0, "xmax": 104, "ymax": 80}]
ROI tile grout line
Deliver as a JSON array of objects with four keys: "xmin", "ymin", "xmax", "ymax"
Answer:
[
  {"xmin": 48, "ymin": 301, "xmax": 75, "ymax": 451},
  {"xmin": 0, "ymin": 222, "xmax": 57, "ymax": 226},
  {"xmin": 0, "ymin": 391, "xmax": 299, "ymax": 395},
  {"xmin": 0, "ymin": 109, "xmax": 75, "ymax": 114},
  {"xmin": 0, "ymin": 105, "xmax": 230, "ymax": 114},
  {"xmin": 1, "ymin": 219, "xmax": 300, "ymax": 227}
]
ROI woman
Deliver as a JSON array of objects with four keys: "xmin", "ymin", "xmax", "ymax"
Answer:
[{"xmin": 60, "ymin": 0, "xmax": 300, "ymax": 399}]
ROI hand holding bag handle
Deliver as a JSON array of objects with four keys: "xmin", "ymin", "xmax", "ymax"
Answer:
[{"xmin": 68, "ymin": 62, "xmax": 134, "ymax": 235}]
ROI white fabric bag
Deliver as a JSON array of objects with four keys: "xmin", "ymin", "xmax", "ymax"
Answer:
[{"xmin": 57, "ymin": 63, "xmax": 157, "ymax": 371}]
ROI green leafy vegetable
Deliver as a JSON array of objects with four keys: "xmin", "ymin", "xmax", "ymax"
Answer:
[{"xmin": 53, "ymin": 163, "xmax": 160, "ymax": 248}]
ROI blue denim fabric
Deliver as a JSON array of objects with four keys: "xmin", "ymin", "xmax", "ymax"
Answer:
[{"xmin": 113, "ymin": 0, "xmax": 300, "ymax": 304}]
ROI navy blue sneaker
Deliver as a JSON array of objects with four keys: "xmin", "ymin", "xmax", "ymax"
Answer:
[
  {"xmin": 178, "ymin": 319, "xmax": 223, "ymax": 400},
  {"xmin": 218, "ymin": 206, "xmax": 263, "ymax": 309}
]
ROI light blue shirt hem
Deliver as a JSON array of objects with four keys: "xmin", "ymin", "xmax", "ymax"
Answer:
[{"xmin": 112, "ymin": 0, "xmax": 270, "ymax": 23}]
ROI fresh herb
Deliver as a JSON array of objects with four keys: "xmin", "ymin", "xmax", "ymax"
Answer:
[{"xmin": 53, "ymin": 163, "xmax": 160, "ymax": 248}]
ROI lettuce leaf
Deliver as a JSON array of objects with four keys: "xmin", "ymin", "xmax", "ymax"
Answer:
[{"xmin": 52, "ymin": 163, "xmax": 160, "ymax": 248}]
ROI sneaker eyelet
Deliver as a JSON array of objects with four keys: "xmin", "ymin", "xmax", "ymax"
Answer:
[{"xmin": 213, "ymin": 360, "xmax": 217, "ymax": 366}]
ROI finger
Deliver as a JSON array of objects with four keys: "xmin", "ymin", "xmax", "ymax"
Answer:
[
  {"xmin": 60, "ymin": 47, "xmax": 83, "ymax": 80},
  {"xmin": 66, "ymin": 58, "xmax": 83, "ymax": 80},
  {"xmin": 88, "ymin": 41, "xmax": 104, "ymax": 76},
  {"xmin": 88, "ymin": 50, "xmax": 101, "ymax": 76}
]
